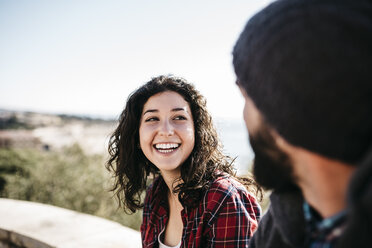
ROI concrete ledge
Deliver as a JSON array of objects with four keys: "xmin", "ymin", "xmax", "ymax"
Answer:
[
  {"xmin": 0, "ymin": 227, "xmax": 53, "ymax": 248},
  {"xmin": 0, "ymin": 198, "xmax": 141, "ymax": 248}
]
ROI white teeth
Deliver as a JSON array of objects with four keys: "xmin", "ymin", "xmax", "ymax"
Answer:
[
  {"xmin": 155, "ymin": 143, "xmax": 180, "ymax": 149},
  {"xmin": 158, "ymin": 149, "xmax": 173, "ymax": 153}
]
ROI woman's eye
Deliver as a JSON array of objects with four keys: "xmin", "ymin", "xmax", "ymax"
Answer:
[
  {"xmin": 174, "ymin": 115, "xmax": 187, "ymax": 120},
  {"xmin": 145, "ymin": 117, "xmax": 158, "ymax": 122}
]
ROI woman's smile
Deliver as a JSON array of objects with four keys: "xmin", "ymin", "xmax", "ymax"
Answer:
[
  {"xmin": 139, "ymin": 91, "xmax": 195, "ymax": 173},
  {"xmin": 154, "ymin": 142, "xmax": 181, "ymax": 154}
]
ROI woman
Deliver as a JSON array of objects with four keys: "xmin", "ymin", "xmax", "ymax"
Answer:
[{"xmin": 107, "ymin": 75, "xmax": 262, "ymax": 247}]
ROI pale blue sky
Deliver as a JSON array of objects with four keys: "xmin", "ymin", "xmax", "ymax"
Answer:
[{"xmin": 0, "ymin": 0, "xmax": 271, "ymax": 119}]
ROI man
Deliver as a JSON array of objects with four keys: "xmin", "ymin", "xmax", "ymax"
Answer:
[{"xmin": 232, "ymin": 0, "xmax": 372, "ymax": 247}]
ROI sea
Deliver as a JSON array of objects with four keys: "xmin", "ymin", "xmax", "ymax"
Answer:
[{"xmin": 214, "ymin": 118, "xmax": 254, "ymax": 175}]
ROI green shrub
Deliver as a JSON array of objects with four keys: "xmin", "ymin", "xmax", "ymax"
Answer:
[
  {"xmin": 0, "ymin": 145, "xmax": 271, "ymax": 230},
  {"xmin": 0, "ymin": 145, "xmax": 142, "ymax": 230}
]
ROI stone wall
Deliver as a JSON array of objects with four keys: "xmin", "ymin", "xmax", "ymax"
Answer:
[
  {"xmin": 0, "ymin": 198, "xmax": 141, "ymax": 248},
  {"xmin": 0, "ymin": 228, "xmax": 53, "ymax": 248}
]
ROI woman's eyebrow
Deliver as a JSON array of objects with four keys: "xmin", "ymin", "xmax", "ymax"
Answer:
[
  {"xmin": 143, "ymin": 109, "xmax": 158, "ymax": 115},
  {"xmin": 143, "ymin": 107, "xmax": 189, "ymax": 116},
  {"xmin": 172, "ymin": 107, "xmax": 187, "ymax": 112}
]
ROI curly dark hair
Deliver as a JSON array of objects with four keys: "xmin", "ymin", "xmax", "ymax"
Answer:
[{"xmin": 106, "ymin": 75, "xmax": 261, "ymax": 213}]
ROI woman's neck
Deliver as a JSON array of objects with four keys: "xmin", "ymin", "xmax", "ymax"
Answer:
[
  {"xmin": 162, "ymin": 170, "xmax": 184, "ymax": 247},
  {"xmin": 161, "ymin": 169, "xmax": 182, "ymax": 194}
]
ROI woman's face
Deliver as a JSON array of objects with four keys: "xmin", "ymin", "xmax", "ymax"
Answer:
[{"xmin": 139, "ymin": 91, "xmax": 195, "ymax": 175}]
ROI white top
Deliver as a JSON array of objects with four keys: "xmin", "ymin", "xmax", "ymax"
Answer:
[{"xmin": 158, "ymin": 228, "xmax": 181, "ymax": 248}]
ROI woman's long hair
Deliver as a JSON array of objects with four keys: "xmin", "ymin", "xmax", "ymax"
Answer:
[{"xmin": 106, "ymin": 75, "xmax": 261, "ymax": 213}]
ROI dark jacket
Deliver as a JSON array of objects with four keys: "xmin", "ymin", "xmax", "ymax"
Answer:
[{"xmin": 249, "ymin": 147, "xmax": 372, "ymax": 248}]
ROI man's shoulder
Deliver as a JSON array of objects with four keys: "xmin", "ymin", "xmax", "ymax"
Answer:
[{"xmin": 250, "ymin": 190, "xmax": 305, "ymax": 248}]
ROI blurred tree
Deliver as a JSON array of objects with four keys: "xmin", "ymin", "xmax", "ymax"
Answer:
[{"xmin": 0, "ymin": 149, "xmax": 29, "ymax": 193}]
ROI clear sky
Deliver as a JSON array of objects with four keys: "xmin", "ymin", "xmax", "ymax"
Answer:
[{"xmin": 0, "ymin": 0, "xmax": 271, "ymax": 120}]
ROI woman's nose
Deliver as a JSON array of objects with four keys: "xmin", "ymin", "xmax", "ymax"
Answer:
[{"xmin": 158, "ymin": 120, "xmax": 174, "ymax": 136}]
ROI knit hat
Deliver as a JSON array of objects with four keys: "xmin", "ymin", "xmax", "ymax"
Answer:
[{"xmin": 233, "ymin": 0, "xmax": 372, "ymax": 163}]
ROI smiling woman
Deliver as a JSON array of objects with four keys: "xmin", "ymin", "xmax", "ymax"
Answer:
[
  {"xmin": 106, "ymin": 75, "xmax": 262, "ymax": 248},
  {"xmin": 139, "ymin": 91, "xmax": 195, "ymax": 176}
]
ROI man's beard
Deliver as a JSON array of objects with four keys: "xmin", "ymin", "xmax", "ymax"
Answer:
[{"xmin": 249, "ymin": 123, "xmax": 299, "ymax": 193}]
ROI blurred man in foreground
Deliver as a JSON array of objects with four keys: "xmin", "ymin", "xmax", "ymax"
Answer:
[{"xmin": 232, "ymin": 0, "xmax": 372, "ymax": 247}]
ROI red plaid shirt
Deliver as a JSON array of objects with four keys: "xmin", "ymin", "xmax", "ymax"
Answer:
[{"xmin": 140, "ymin": 174, "xmax": 261, "ymax": 247}]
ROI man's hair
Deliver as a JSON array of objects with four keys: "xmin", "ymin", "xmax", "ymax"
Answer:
[{"xmin": 233, "ymin": 0, "xmax": 372, "ymax": 163}]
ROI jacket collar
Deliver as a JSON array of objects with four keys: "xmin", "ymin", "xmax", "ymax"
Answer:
[{"xmin": 148, "ymin": 176, "xmax": 169, "ymax": 225}]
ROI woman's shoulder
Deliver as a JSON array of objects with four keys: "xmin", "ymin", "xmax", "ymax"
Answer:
[
  {"xmin": 205, "ymin": 173, "xmax": 261, "ymax": 212},
  {"xmin": 200, "ymin": 173, "xmax": 261, "ymax": 225},
  {"xmin": 207, "ymin": 173, "xmax": 249, "ymax": 197}
]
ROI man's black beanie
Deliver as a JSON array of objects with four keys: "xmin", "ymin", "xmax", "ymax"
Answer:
[{"xmin": 233, "ymin": 0, "xmax": 372, "ymax": 163}]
